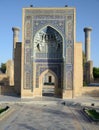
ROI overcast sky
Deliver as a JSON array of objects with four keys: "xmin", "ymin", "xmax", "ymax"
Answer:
[{"xmin": 0, "ymin": 0, "xmax": 99, "ymax": 67}]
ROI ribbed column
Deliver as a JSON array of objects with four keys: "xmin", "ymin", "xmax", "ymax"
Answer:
[
  {"xmin": 84, "ymin": 27, "xmax": 92, "ymax": 61},
  {"xmin": 12, "ymin": 27, "xmax": 20, "ymax": 59}
]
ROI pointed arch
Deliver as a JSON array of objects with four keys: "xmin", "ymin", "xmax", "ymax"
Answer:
[
  {"xmin": 34, "ymin": 25, "xmax": 64, "ymax": 40},
  {"xmin": 40, "ymin": 69, "xmax": 58, "ymax": 85},
  {"xmin": 39, "ymin": 69, "xmax": 58, "ymax": 96},
  {"xmin": 34, "ymin": 25, "xmax": 63, "ymax": 59}
]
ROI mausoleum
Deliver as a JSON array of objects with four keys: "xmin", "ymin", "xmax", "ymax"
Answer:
[{"xmin": 0, "ymin": 6, "xmax": 99, "ymax": 99}]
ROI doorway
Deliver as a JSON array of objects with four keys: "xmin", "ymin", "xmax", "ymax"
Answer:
[{"xmin": 39, "ymin": 69, "xmax": 58, "ymax": 97}]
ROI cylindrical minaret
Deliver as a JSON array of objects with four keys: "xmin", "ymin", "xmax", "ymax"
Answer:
[
  {"xmin": 84, "ymin": 27, "xmax": 92, "ymax": 61},
  {"xmin": 12, "ymin": 27, "xmax": 20, "ymax": 59}
]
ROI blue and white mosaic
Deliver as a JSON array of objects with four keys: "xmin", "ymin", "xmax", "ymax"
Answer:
[{"xmin": 23, "ymin": 8, "xmax": 75, "ymax": 90}]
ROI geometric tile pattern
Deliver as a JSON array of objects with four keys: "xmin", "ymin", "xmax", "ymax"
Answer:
[
  {"xmin": 36, "ymin": 63, "xmax": 62, "ymax": 88},
  {"xmin": 23, "ymin": 8, "xmax": 75, "ymax": 90}
]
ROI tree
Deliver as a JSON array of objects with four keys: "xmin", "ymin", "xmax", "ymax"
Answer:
[
  {"xmin": 0, "ymin": 63, "xmax": 6, "ymax": 73},
  {"xmin": 93, "ymin": 67, "xmax": 99, "ymax": 79}
]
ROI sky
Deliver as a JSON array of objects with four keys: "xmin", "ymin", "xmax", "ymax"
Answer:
[{"xmin": 0, "ymin": 0, "xmax": 99, "ymax": 67}]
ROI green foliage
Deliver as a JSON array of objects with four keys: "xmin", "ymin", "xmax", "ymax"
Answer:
[
  {"xmin": 93, "ymin": 67, "xmax": 99, "ymax": 79},
  {"xmin": 86, "ymin": 109, "xmax": 99, "ymax": 119},
  {"xmin": 0, "ymin": 63, "xmax": 6, "ymax": 73},
  {"xmin": 83, "ymin": 81, "xmax": 87, "ymax": 86},
  {"xmin": 0, "ymin": 106, "xmax": 9, "ymax": 114}
]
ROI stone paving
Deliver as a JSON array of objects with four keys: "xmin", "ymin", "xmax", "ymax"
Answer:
[{"xmin": 0, "ymin": 95, "xmax": 99, "ymax": 130}]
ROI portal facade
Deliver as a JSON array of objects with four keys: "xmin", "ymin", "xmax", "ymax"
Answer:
[
  {"xmin": 1, "ymin": 7, "xmax": 99, "ymax": 98},
  {"xmin": 21, "ymin": 7, "xmax": 82, "ymax": 98}
]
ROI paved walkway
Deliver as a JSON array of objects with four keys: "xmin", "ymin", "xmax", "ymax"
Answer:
[
  {"xmin": 0, "ymin": 95, "xmax": 99, "ymax": 106},
  {"xmin": 0, "ymin": 103, "xmax": 99, "ymax": 130},
  {"xmin": 0, "ymin": 95, "xmax": 99, "ymax": 130}
]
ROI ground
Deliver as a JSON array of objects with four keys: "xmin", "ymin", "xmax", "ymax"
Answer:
[{"xmin": 0, "ymin": 95, "xmax": 99, "ymax": 130}]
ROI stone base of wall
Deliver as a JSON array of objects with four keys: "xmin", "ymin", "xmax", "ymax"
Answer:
[
  {"xmin": 82, "ymin": 86, "xmax": 99, "ymax": 97},
  {"xmin": 0, "ymin": 74, "xmax": 15, "ymax": 96},
  {"xmin": 0, "ymin": 74, "xmax": 9, "ymax": 86},
  {"xmin": 6, "ymin": 60, "xmax": 14, "ymax": 86},
  {"xmin": 0, "ymin": 85, "xmax": 15, "ymax": 95},
  {"xmin": 73, "ymin": 89, "xmax": 82, "ymax": 97},
  {"xmin": 21, "ymin": 90, "xmax": 33, "ymax": 98},
  {"xmin": 33, "ymin": 88, "xmax": 42, "ymax": 97},
  {"xmin": 74, "ymin": 43, "xmax": 83, "ymax": 98},
  {"xmin": 84, "ymin": 61, "xmax": 93, "ymax": 84},
  {"xmin": 62, "ymin": 90, "xmax": 73, "ymax": 99},
  {"xmin": 1, "ymin": 85, "xmax": 99, "ymax": 98},
  {"xmin": 55, "ymin": 88, "xmax": 62, "ymax": 98},
  {"xmin": 21, "ymin": 86, "xmax": 63, "ymax": 98}
]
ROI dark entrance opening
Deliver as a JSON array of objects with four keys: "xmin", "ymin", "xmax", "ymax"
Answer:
[
  {"xmin": 49, "ymin": 76, "xmax": 52, "ymax": 83},
  {"xmin": 42, "ymin": 72, "xmax": 55, "ymax": 97}
]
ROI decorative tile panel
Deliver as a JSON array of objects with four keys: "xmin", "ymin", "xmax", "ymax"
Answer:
[
  {"xmin": 23, "ymin": 8, "xmax": 75, "ymax": 91},
  {"xmin": 24, "ymin": 15, "xmax": 33, "ymax": 89},
  {"xmin": 66, "ymin": 47, "xmax": 72, "ymax": 64},
  {"xmin": 36, "ymin": 63, "xmax": 62, "ymax": 88},
  {"xmin": 66, "ymin": 71, "xmax": 72, "ymax": 89},
  {"xmin": 33, "ymin": 20, "xmax": 65, "ymax": 35}
]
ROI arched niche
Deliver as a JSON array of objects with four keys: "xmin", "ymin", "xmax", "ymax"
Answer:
[{"xmin": 34, "ymin": 26, "xmax": 63, "ymax": 59}]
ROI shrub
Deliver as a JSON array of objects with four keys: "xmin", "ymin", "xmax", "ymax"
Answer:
[{"xmin": 93, "ymin": 67, "xmax": 99, "ymax": 79}]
